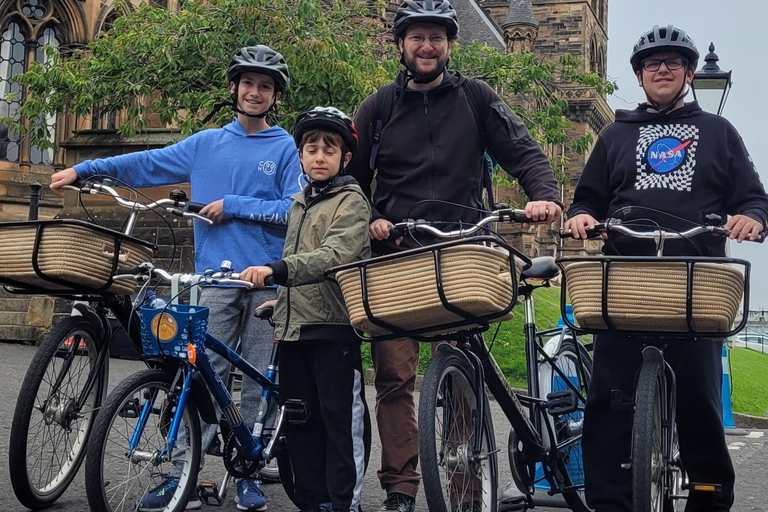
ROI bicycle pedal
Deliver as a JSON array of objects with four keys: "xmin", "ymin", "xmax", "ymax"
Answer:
[
  {"xmin": 499, "ymin": 495, "xmax": 530, "ymax": 511},
  {"xmin": 685, "ymin": 482, "xmax": 723, "ymax": 493},
  {"xmin": 284, "ymin": 399, "xmax": 309, "ymax": 424},
  {"xmin": 198, "ymin": 482, "xmax": 224, "ymax": 506},
  {"xmin": 545, "ymin": 390, "xmax": 578, "ymax": 415},
  {"xmin": 610, "ymin": 389, "xmax": 634, "ymax": 411}
]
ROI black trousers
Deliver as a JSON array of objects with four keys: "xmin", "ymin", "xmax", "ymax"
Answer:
[
  {"xmin": 279, "ymin": 341, "xmax": 369, "ymax": 512},
  {"xmin": 582, "ymin": 335, "xmax": 734, "ymax": 512}
]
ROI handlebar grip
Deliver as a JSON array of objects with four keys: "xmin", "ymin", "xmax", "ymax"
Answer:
[
  {"xmin": 116, "ymin": 266, "xmax": 142, "ymax": 275},
  {"xmin": 264, "ymin": 276, "xmax": 276, "ymax": 286},
  {"xmin": 511, "ymin": 210, "xmax": 536, "ymax": 224},
  {"xmin": 388, "ymin": 226, "xmax": 404, "ymax": 240},
  {"xmin": 188, "ymin": 202, "xmax": 206, "ymax": 213},
  {"xmin": 559, "ymin": 224, "xmax": 604, "ymax": 239}
]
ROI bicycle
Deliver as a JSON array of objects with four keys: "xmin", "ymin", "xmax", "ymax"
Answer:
[
  {"xmin": 327, "ymin": 207, "xmax": 593, "ymax": 512},
  {"xmin": 81, "ymin": 263, "xmax": 304, "ymax": 512},
  {"xmin": 557, "ymin": 215, "xmax": 758, "ymax": 512},
  {"xmin": 1, "ymin": 179, "xmax": 278, "ymax": 508}
]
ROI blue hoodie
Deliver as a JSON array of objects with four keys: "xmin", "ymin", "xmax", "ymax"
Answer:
[{"xmin": 74, "ymin": 119, "xmax": 303, "ymax": 274}]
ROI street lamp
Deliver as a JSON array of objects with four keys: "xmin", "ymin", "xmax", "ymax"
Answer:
[{"xmin": 691, "ymin": 42, "xmax": 732, "ymax": 116}]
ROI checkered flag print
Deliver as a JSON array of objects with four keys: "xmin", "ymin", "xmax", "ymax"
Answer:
[{"xmin": 635, "ymin": 124, "xmax": 700, "ymax": 191}]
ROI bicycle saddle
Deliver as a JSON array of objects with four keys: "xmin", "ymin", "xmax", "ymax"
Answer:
[{"xmin": 520, "ymin": 256, "xmax": 559, "ymax": 281}]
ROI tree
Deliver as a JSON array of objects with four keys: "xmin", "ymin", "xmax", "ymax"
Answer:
[{"xmin": 2, "ymin": 0, "xmax": 614, "ymax": 178}]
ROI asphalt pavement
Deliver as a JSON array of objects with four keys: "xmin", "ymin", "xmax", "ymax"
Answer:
[{"xmin": 0, "ymin": 343, "xmax": 764, "ymax": 512}]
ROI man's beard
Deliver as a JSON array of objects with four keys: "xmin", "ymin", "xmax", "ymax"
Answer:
[{"xmin": 403, "ymin": 52, "xmax": 449, "ymax": 84}]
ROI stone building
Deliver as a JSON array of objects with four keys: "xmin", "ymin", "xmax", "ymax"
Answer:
[{"xmin": 0, "ymin": 0, "xmax": 612, "ymax": 342}]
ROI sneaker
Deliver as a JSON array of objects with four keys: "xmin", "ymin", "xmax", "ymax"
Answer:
[
  {"xmin": 137, "ymin": 475, "xmax": 202, "ymax": 511},
  {"xmin": 235, "ymin": 478, "xmax": 267, "ymax": 511},
  {"xmin": 379, "ymin": 492, "xmax": 416, "ymax": 512}
]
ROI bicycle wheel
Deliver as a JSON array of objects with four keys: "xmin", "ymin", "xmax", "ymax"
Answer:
[
  {"xmin": 85, "ymin": 369, "xmax": 201, "ymax": 512},
  {"xmin": 539, "ymin": 338, "xmax": 592, "ymax": 511},
  {"xmin": 10, "ymin": 315, "xmax": 107, "ymax": 509},
  {"xmin": 419, "ymin": 346, "xmax": 498, "ymax": 512},
  {"xmin": 632, "ymin": 357, "xmax": 667, "ymax": 512}
]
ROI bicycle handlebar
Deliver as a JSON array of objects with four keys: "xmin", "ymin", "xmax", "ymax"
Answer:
[
  {"xmin": 62, "ymin": 180, "xmax": 213, "ymax": 225},
  {"xmin": 389, "ymin": 208, "xmax": 537, "ymax": 240},
  {"xmin": 559, "ymin": 218, "xmax": 765, "ymax": 242}
]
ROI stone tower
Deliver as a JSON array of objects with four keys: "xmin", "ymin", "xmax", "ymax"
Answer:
[{"xmin": 501, "ymin": 0, "xmax": 539, "ymax": 53}]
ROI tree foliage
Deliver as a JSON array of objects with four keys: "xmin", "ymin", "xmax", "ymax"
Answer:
[{"xmin": 2, "ymin": 0, "xmax": 615, "ymax": 178}]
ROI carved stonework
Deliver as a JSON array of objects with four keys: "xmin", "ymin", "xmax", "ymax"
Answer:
[
  {"xmin": 560, "ymin": 85, "xmax": 613, "ymax": 134},
  {"xmin": 503, "ymin": 25, "xmax": 538, "ymax": 53}
]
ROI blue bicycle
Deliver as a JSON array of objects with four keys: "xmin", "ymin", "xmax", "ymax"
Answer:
[{"xmin": 83, "ymin": 265, "xmax": 301, "ymax": 512}]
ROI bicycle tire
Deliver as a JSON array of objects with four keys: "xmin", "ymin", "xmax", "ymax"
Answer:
[
  {"xmin": 539, "ymin": 338, "xmax": 592, "ymax": 512},
  {"xmin": 419, "ymin": 346, "xmax": 498, "ymax": 512},
  {"xmin": 85, "ymin": 369, "xmax": 201, "ymax": 512},
  {"xmin": 632, "ymin": 357, "xmax": 667, "ymax": 512},
  {"xmin": 10, "ymin": 316, "xmax": 107, "ymax": 509}
]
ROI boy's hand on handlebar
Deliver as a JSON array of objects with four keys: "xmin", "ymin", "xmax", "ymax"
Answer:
[
  {"xmin": 563, "ymin": 213, "xmax": 603, "ymax": 240},
  {"xmin": 724, "ymin": 214, "xmax": 763, "ymax": 242},
  {"xmin": 370, "ymin": 218, "xmax": 402, "ymax": 245},
  {"xmin": 50, "ymin": 168, "xmax": 78, "ymax": 195},
  {"xmin": 240, "ymin": 265, "xmax": 274, "ymax": 288},
  {"xmin": 199, "ymin": 199, "xmax": 224, "ymax": 223},
  {"xmin": 523, "ymin": 201, "xmax": 561, "ymax": 228}
]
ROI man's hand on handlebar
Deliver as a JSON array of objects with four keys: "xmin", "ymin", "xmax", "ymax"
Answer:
[
  {"xmin": 563, "ymin": 213, "xmax": 605, "ymax": 240},
  {"xmin": 241, "ymin": 265, "xmax": 274, "ymax": 288},
  {"xmin": 724, "ymin": 214, "xmax": 763, "ymax": 243},
  {"xmin": 523, "ymin": 201, "xmax": 562, "ymax": 228},
  {"xmin": 371, "ymin": 218, "xmax": 402, "ymax": 245},
  {"xmin": 199, "ymin": 199, "xmax": 225, "ymax": 223},
  {"xmin": 50, "ymin": 167, "xmax": 79, "ymax": 196}
]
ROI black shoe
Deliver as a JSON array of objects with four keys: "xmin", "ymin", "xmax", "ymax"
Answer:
[{"xmin": 379, "ymin": 493, "xmax": 415, "ymax": 512}]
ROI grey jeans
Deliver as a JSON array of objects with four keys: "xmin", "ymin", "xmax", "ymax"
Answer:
[{"xmin": 198, "ymin": 286, "xmax": 277, "ymax": 466}]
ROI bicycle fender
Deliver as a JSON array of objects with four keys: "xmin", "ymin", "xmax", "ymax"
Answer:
[
  {"xmin": 434, "ymin": 342, "xmax": 474, "ymax": 369},
  {"xmin": 71, "ymin": 303, "xmax": 107, "ymax": 341},
  {"xmin": 641, "ymin": 345, "xmax": 664, "ymax": 365},
  {"xmin": 191, "ymin": 372, "xmax": 220, "ymax": 425}
]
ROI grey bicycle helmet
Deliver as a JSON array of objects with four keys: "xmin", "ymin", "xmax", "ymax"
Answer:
[
  {"xmin": 392, "ymin": 0, "xmax": 459, "ymax": 39},
  {"xmin": 630, "ymin": 25, "xmax": 699, "ymax": 72},
  {"xmin": 227, "ymin": 45, "xmax": 290, "ymax": 91},
  {"xmin": 293, "ymin": 107, "xmax": 358, "ymax": 155}
]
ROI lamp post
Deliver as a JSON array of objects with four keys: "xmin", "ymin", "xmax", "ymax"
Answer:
[{"xmin": 691, "ymin": 42, "xmax": 732, "ymax": 116}]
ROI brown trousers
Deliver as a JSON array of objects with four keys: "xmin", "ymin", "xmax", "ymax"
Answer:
[{"xmin": 371, "ymin": 338, "xmax": 422, "ymax": 497}]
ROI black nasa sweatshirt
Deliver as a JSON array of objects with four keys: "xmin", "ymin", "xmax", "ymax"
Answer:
[{"xmin": 567, "ymin": 102, "xmax": 768, "ymax": 256}]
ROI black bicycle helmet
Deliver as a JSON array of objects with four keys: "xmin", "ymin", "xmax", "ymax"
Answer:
[
  {"xmin": 227, "ymin": 45, "xmax": 290, "ymax": 92},
  {"xmin": 392, "ymin": 0, "xmax": 459, "ymax": 39},
  {"xmin": 293, "ymin": 107, "xmax": 358, "ymax": 155},
  {"xmin": 630, "ymin": 25, "xmax": 699, "ymax": 72}
]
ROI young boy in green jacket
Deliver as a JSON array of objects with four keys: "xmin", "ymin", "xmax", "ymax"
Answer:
[{"xmin": 241, "ymin": 107, "xmax": 371, "ymax": 512}]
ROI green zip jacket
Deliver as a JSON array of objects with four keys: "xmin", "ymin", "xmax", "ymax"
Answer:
[{"xmin": 270, "ymin": 176, "xmax": 372, "ymax": 342}]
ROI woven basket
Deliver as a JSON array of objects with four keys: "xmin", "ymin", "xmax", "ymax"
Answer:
[
  {"xmin": 336, "ymin": 244, "xmax": 518, "ymax": 337},
  {"xmin": 562, "ymin": 260, "xmax": 744, "ymax": 334},
  {"xmin": 0, "ymin": 221, "xmax": 154, "ymax": 294}
]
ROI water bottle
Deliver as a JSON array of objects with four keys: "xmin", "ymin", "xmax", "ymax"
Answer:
[{"xmin": 145, "ymin": 291, "xmax": 167, "ymax": 309}]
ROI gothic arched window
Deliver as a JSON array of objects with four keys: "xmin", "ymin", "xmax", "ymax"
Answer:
[
  {"xmin": 30, "ymin": 26, "xmax": 59, "ymax": 164},
  {"xmin": 0, "ymin": 22, "xmax": 27, "ymax": 162}
]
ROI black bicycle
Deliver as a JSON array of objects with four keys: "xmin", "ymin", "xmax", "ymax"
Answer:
[
  {"xmin": 329, "ymin": 208, "xmax": 592, "ymax": 512},
  {"xmin": 558, "ymin": 215, "xmax": 759, "ymax": 512}
]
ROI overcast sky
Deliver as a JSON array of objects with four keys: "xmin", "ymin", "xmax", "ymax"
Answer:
[{"xmin": 606, "ymin": 1, "xmax": 768, "ymax": 310}]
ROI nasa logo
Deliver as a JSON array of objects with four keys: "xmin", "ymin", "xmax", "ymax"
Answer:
[{"xmin": 646, "ymin": 137, "xmax": 691, "ymax": 174}]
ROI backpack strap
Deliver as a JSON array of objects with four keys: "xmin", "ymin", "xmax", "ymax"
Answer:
[
  {"xmin": 369, "ymin": 82, "xmax": 401, "ymax": 172},
  {"xmin": 461, "ymin": 78, "xmax": 496, "ymax": 206}
]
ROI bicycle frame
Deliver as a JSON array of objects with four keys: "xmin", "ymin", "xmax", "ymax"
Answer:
[
  {"xmin": 130, "ymin": 330, "xmax": 280, "ymax": 466},
  {"xmin": 455, "ymin": 280, "xmax": 590, "ymax": 497}
]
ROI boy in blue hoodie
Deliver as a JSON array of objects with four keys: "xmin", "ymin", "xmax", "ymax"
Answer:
[{"xmin": 50, "ymin": 45, "xmax": 302, "ymax": 512}]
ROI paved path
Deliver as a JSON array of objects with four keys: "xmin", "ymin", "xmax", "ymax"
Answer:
[{"xmin": 0, "ymin": 343, "xmax": 764, "ymax": 511}]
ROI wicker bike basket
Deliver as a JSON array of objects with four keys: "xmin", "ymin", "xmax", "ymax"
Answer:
[
  {"xmin": 0, "ymin": 219, "xmax": 156, "ymax": 295},
  {"xmin": 330, "ymin": 238, "xmax": 527, "ymax": 340},
  {"xmin": 557, "ymin": 256, "xmax": 749, "ymax": 337}
]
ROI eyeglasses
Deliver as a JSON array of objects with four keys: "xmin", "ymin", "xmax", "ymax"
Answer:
[
  {"xmin": 406, "ymin": 34, "xmax": 448, "ymax": 46},
  {"xmin": 642, "ymin": 57, "xmax": 686, "ymax": 72}
]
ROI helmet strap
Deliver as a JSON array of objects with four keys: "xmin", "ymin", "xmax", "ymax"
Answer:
[
  {"xmin": 640, "ymin": 78, "xmax": 689, "ymax": 115},
  {"xmin": 230, "ymin": 81, "xmax": 277, "ymax": 119}
]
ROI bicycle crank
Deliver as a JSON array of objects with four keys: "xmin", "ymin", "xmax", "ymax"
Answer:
[{"xmin": 222, "ymin": 431, "xmax": 259, "ymax": 478}]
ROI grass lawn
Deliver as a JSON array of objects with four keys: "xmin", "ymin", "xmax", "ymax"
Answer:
[
  {"xmin": 730, "ymin": 347, "xmax": 768, "ymax": 417},
  {"xmin": 360, "ymin": 284, "xmax": 565, "ymax": 389}
]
